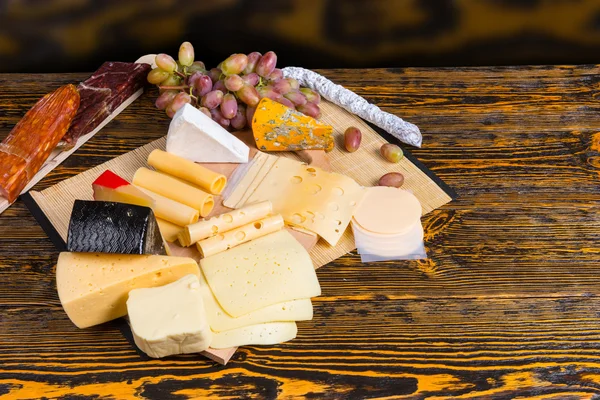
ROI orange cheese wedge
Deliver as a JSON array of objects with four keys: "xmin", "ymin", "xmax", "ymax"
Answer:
[{"xmin": 251, "ymin": 98, "xmax": 334, "ymax": 152}]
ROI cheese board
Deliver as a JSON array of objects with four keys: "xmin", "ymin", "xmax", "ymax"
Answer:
[{"xmin": 6, "ymin": 45, "xmax": 457, "ymax": 365}]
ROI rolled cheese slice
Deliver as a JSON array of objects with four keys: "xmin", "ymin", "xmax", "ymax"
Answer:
[
  {"xmin": 186, "ymin": 200, "xmax": 273, "ymax": 245},
  {"xmin": 133, "ymin": 168, "xmax": 214, "ymax": 217},
  {"xmin": 197, "ymin": 214, "xmax": 284, "ymax": 258},
  {"xmin": 148, "ymin": 149, "xmax": 227, "ymax": 195},
  {"xmin": 136, "ymin": 186, "xmax": 199, "ymax": 227},
  {"xmin": 156, "ymin": 218, "xmax": 183, "ymax": 242}
]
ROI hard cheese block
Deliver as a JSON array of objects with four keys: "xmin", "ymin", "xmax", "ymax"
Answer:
[
  {"xmin": 200, "ymin": 229, "xmax": 321, "ymax": 318},
  {"xmin": 198, "ymin": 271, "xmax": 313, "ymax": 332},
  {"xmin": 127, "ymin": 274, "xmax": 212, "ymax": 358},
  {"xmin": 66, "ymin": 200, "xmax": 165, "ymax": 255},
  {"xmin": 210, "ymin": 322, "xmax": 298, "ymax": 349},
  {"xmin": 252, "ymin": 98, "xmax": 333, "ymax": 151},
  {"xmin": 166, "ymin": 103, "xmax": 249, "ymax": 163},
  {"xmin": 56, "ymin": 252, "xmax": 200, "ymax": 328},
  {"xmin": 241, "ymin": 156, "xmax": 365, "ymax": 246},
  {"xmin": 92, "ymin": 170, "xmax": 154, "ymax": 208}
]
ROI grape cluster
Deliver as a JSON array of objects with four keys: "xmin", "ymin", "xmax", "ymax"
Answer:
[{"xmin": 148, "ymin": 42, "xmax": 322, "ymax": 130}]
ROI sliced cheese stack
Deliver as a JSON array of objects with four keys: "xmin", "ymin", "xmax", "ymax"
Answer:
[
  {"xmin": 200, "ymin": 229, "xmax": 321, "ymax": 348},
  {"xmin": 351, "ymin": 187, "xmax": 426, "ymax": 260}
]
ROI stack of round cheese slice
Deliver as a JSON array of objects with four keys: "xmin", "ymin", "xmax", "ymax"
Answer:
[{"xmin": 351, "ymin": 187, "xmax": 425, "ymax": 259}]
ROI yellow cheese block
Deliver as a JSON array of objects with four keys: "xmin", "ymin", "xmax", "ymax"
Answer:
[
  {"xmin": 252, "ymin": 98, "xmax": 334, "ymax": 152},
  {"xmin": 133, "ymin": 167, "xmax": 214, "ymax": 217},
  {"xmin": 56, "ymin": 252, "xmax": 200, "ymax": 328},
  {"xmin": 148, "ymin": 149, "xmax": 227, "ymax": 195}
]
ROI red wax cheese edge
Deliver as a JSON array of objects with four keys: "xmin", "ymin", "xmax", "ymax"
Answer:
[{"xmin": 93, "ymin": 170, "xmax": 131, "ymax": 189}]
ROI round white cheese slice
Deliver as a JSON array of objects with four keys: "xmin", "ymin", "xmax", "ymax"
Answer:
[
  {"xmin": 353, "ymin": 187, "xmax": 422, "ymax": 234},
  {"xmin": 352, "ymin": 221, "xmax": 424, "ymax": 256}
]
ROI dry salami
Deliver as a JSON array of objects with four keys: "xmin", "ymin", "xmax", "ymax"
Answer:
[
  {"xmin": 62, "ymin": 62, "xmax": 150, "ymax": 146},
  {"xmin": 0, "ymin": 85, "xmax": 80, "ymax": 202}
]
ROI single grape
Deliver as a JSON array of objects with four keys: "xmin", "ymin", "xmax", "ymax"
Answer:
[
  {"xmin": 267, "ymin": 68, "xmax": 283, "ymax": 81},
  {"xmin": 380, "ymin": 143, "xmax": 403, "ymax": 163},
  {"xmin": 201, "ymin": 90, "xmax": 224, "ymax": 109},
  {"xmin": 178, "ymin": 41, "xmax": 194, "ymax": 66},
  {"xmin": 299, "ymin": 87, "xmax": 320, "ymax": 103},
  {"xmin": 378, "ymin": 172, "xmax": 404, "ymax": 188},
  {"xmin": 243, "ymin": 52, "xmax": 262, "ymax": 74},
  {"xmin": 246, "ymin": 106, "xmax": 256, "ymax": 126},
  {"xmin": 155, "ymin": 54, "xmax": 177, "ymax": 73},
  {"xmin": 221, "ymin": 54, "xmax": 248, "ymax": 75},
  {"xmin": 187, "ymin": 71, "xmax": 203, "ymax": 87},
  {"xmin": 344, "ymin": 127, "xmax": 362, "ymax": 152},
  {"xmin": 241, "ymin": 72, "xmax": 259, "ymax": 87},
  {"xmin": 285, "ymin": 77, "xmax": 299, "ymax": 90},
  {"xmin": 193, "ymin": 74, "xmax": 213, "ymax": 97},
  {"xmin": 275, "ymin": 97, "xmax": 295, "ymax": 109},
  {"xmin": 198, "ymin": 106, "xmax": 212, "ymax": 118},
  {"xmin": 257, "ymin": 86, "xmax": 282, "ymax": 101},
  {"xmin": 211, "ymin": 108, "xmax": 230, "ymax": 129},
  {"xmin": 155, "ymin": 90, "xmax": 179, "ymax": 110},
  {"xmin": 147, "ymin": 68, "xmax": 170, "ymax": 85},
  {"xmin": 297, "ymin": 102, "xmax": 321, "ymax": 118},
  {"xmin": 236, "ymin": 85, "xmax": 260, "ymax": 107},
  {"xmin": 272, "ymin": 79, "xmax": 292, "ymax": 94},
  {"xmin": 284, "ymin": 90, "xmax": 307, "ymax": 106},
  {"xmin": 220, "ymin": 93, "xmax": 238, "ymax": 119},
  {"xmin": 208, "ymin": 68, "xmax": 222, "ymax": 83},
  {"xmin": 213, "ymin": 79, "xmax": 227, "ymax": 93},
  {"xmin": 231, "ymin": 104, "xmax": 247, "ymax": 129},
  {"xmin": 255, "ymin": 51, "xmax": 277, "ymax": 77},
  {"xmin": 171, "ymin": 92, "xmax": 192, "ymax": 112},
  {"xmin": 224, "ymin": 74, "xmax": 244, "ymax": 92},
  {"xmin": 159, "ymin": 74, "xmax": 181, "ymax": 87},
  {"xmin": 187, "ymin": 61, "xmax": 206, "ymax": 74}
]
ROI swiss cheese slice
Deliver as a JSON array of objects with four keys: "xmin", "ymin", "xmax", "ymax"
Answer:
[
  {"xmin": 198, "ymin": 271, "xmax": 312, "ymax": 332},
  {"xmin": 200, "ymin": 229, "xmax": 321, "ymax": 317},
  {"xmin": 56, "ymin": 252, "xmax": 200, "ymax": 328},
  {"xmin": 210, "ymin": 322, "xmax": 298, "ymax": 349}
]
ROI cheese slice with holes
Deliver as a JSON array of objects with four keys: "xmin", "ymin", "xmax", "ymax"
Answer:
[
  {"xmin": 200, "ymin": 229, "xmax": 321, "ymax": 317},
  {"xmin": 210, "ymin": 322, "xmax": 298, "ymax": 349},
  {"xmin": 198, "ymin": 271, "xmax": 312, "ymax": 332},
  {"xmin": 56, "ymin": 252, "xmax": 200, "ymax": 328}
]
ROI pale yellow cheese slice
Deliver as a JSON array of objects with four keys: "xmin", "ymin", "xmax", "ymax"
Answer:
[
  {"xmin": 353, "ymin": 187, "xmax": 422, "ymax": 234},
  {"xmin": 136, "ymin": 186, "xmax": 199, "ymax": 227},
  {"xmin": 148, "ymin": 149, "xmax": 227, "ymax": 195},
  {"xmin": 197, "ymin": 214, "xmax": 284, "ymax": 257},
  {"xmin": 200, "ymin": 229, "xmax": 321, "ymax": 317},
  {"xmin": 56, "ymin": 252, "xmax": 200, "ymax": 329},
  {"xmin": 198, "ymin": 271, "xmax": 312, "ymax": 332},
  {"xmin": 156, "ymin": 218, "xmax": 183, "ymax": 242},
  {"xmin": 210, "ymin": 322, "xmax": 298, "ymax": 349},
  {"xmin": 223, "ymin": 152, "xmax": 269, "ymax": 208}
]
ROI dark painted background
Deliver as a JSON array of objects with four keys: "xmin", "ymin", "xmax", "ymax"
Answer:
[{"xmin": 1, "ymin": 0, "xmax": 599, "ymax": 73}]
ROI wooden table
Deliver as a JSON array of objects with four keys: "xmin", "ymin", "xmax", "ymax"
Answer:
[{"xmin": 2, "ymin": 66, "xmax": 600, "ymax": 399}]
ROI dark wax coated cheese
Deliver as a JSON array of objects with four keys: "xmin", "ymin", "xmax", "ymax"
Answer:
[{"xmin": 67, "ymin": 200, "xmax": 166, "ymax": 255}]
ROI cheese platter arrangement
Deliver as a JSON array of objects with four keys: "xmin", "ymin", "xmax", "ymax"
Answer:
[{"xmin": 1, "ymin": 42, "xmax": 455, "ymax": 365}]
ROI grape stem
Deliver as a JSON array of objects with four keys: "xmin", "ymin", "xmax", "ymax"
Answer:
[{"xmin": 174, "ymin": 70, "xmax": 187, "ymax": 79}]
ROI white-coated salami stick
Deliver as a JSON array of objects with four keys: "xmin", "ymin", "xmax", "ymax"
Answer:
[{"xmin": 282, "ymin": 66, "xmax": 422, "ymax": 148}]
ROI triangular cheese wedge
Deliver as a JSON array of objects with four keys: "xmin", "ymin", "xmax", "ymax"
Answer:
[
  {"xmin": 166, "ymin": 104, "xmax": 249, "ymax": 163},
  {"xmin": 93, "ymin": 170, "xmax": 154, "ymax": 208}
]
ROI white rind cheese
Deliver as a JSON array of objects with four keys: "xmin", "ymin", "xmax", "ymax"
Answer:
[
  {"xmin": 127, "ymin": 274, "xmax": 212, "ymax": 358},
  {"xmin": 167, "ymin": 104, "xmax": 249, "ymax": 163},
  {"xmin": 210, "ymin": 322, "xmax": 298, "ymax": 349}
]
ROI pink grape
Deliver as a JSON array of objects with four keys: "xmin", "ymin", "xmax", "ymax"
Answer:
[
  {"xmin": 297, "ymin": 102, "xmax": 321, "ymax": 118},
  {"xmin": 246, "ymin": 106, "xmax": 256, "ymax": 126},
  {"xmin": 272, "ymin": 79, "xmax": 292, "ymax": 94},
  {"xmin": 231, "ymin": 105, "xmax": 247, "ymax": 129},
  {"xmin": 213, "ymin": 79, "xmax": 227, "ymax": 93},
  {"xmin": 198, "ymin": 107, "xmax": 212, "ymax": 118},
  {"xmin": 299, "ymin": 87, "xmax": 320, "ymax": 103},
  {"xmin": 284, "ymin": 90, "xmax": 307, "ymax": 106},
  {"xmin": 171, "ymin": 92, "xmax": 192, "ymax": 112},
  {"xmin": 201, "ymin": 90, "xmax": 224, "ymax": 109},
  {"xmin": 220, "ymin": 93, "xmax": 238, "ymax": 119},
  {"xmin": 193, "ymin": 74, "xmax": 213, "ymax": 97},
  {"xmin": 243, "ymin": 52, "xmax": 262, "ymax": 74},
  {"xmin": 221, "ymin": 54, "xmax": 248, "ymax": 75},
  {"xmin": 155, "ymin": 90, "xmax": 178, "ymax": 110},
  {"xmin": 178, "ymin": 42, "xmax": 194, "ymax": 66},
  {"xmin": 241, "ymin": 72, "xmax": 259, "ymax": 87},
  {"xmin": 155, "ymin": 54, "xmax": 177, "ymax": 73},
  {"xmin": 208, "ymin": 68, "xmax": 222, "ymax": 83},
  {"xmin": 211, "ymin": 108, "xmax": 230, "ymax": 129},
  {"xmin": 187, "ymin": 71, "xmax": 203, "ymax": 86},
  {"xmin": 224, "ymin": 74, "xmax": 244, "ymax": 92},
  {"xmin": 147, "ymin": 68, "xmax": 170, "ymax": 85},
  {"xmin": 275, "ymin": 96, "xmax": 295, "ymax": 109},
  {"xmin": 285, "ymin": 77, "xmax": 299, "ymax": 90},
  {"xmin": 256, "ymin": 51, "xmax": 277, "ymax": 77},
  {"xmin": 267, "ymin": 68, "xmax": 283, "ymax": 81},
  {"xmin": 236, "ymin": 85, "xmax": 260, "ymax": 107},
  {"xmin": 257, "ymin": 86, "xmax": 282, "ymax": 101},
  {"xmin": 166, "ymin": 104, "xmax": 176, "ymax": 118}
]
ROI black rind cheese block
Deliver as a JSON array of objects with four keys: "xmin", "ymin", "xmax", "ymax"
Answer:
[{"xmin": 67, "ymin": 200, "xmax": 166, "ymax": 255}]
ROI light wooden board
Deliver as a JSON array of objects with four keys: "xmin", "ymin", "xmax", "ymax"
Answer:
[{"xmin": 0, "ymin": 88, "xmax": 144, "ymax": 215}]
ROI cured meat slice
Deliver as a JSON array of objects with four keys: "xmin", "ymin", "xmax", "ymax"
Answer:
[{"xmin": 62, "ymin": 62, "xmax": 150, "ymax": 146}]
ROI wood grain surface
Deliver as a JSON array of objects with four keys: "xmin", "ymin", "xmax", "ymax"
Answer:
[{"xmin": 2, "ymin": 66, "xmax": 600, "ymax": 399}]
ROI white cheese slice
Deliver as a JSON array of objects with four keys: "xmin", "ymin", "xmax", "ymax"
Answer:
[
  {"xmin": 126, "ymin": 274, "xmax": 212, "ymax": 358},
  {"xmin": 353, "ymin": 187, "xmax": 422, "ymax": 235},
  {"xmin": 167, "ymin": 103, "xmax": 249, "ymax": 163},
  {"xmin": 198, "ymin": 271, "xmax": 313, "ymax": 332},
  {"xmin": 200, "ymin": 229, "xmax": 321, "ymax": 317},
  {"xmin": 210, "ymin": 322, "xmax": 298, "ymax": 349}
]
